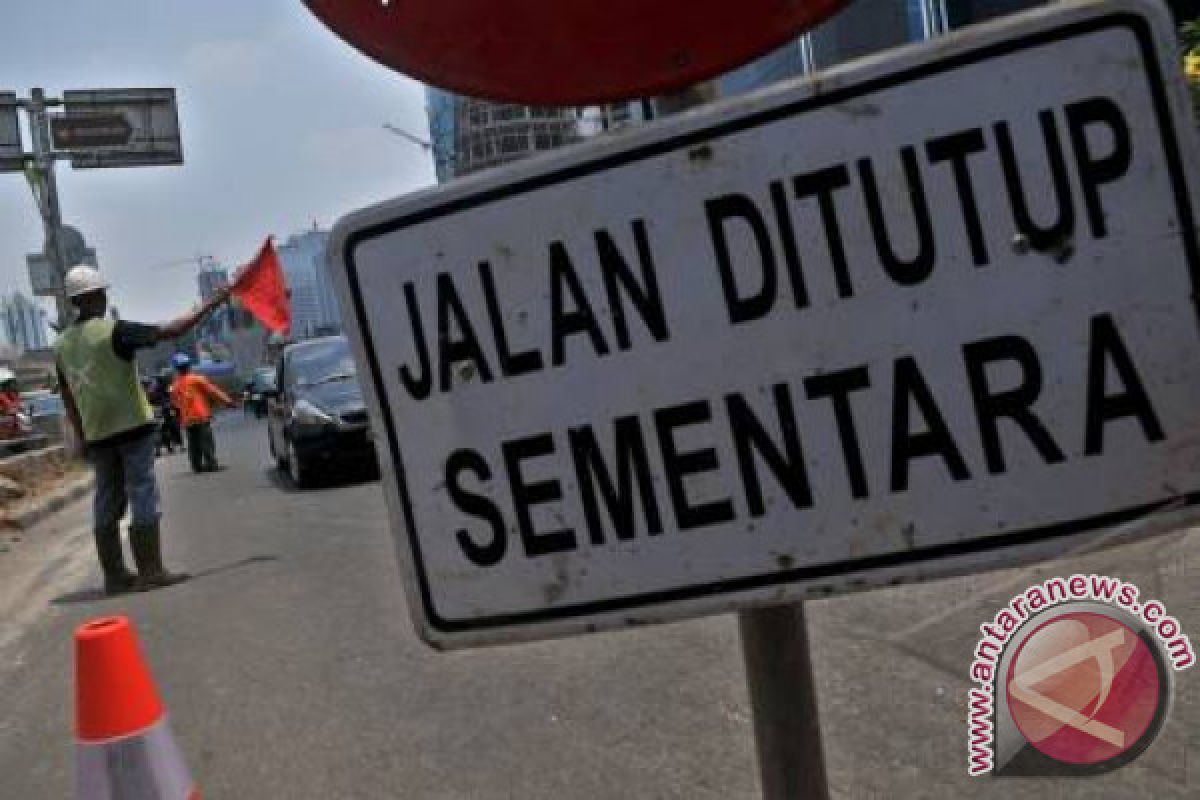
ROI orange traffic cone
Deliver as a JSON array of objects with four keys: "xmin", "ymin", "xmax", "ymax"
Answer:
[{"xmin": 75, "ymin": 616, "xmax": 201, "ymax": 799}]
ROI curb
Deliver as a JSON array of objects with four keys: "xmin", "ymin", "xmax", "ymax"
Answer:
[{"xmin": 1, "ymin": 473, "xmax": 94, "ymax": 530}]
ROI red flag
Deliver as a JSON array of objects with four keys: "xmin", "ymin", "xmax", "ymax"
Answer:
[{"xmin": 232, "ymin": 238, "xmax": 291, "ymax": 335}]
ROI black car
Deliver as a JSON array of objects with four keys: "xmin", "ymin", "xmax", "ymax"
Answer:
[
  {"xmin": 266, "ymin": 336, "xmax": 376, "ymax": 487},
  {"xmin": 244, "ymin": 366, "xmax": 277, "ymax": 418}
]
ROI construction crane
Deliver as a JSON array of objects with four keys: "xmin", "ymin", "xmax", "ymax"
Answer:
[
  {"xmin": 149, "ymin": 254, "xmax": 231, "ymax": 320},
  {"xmin": 382, "ymin": 123, "xmax": 432, "ymax": 150},
  {"xmin": 150, "ymin": 254, "xmax": 218, "ymax": 273}
]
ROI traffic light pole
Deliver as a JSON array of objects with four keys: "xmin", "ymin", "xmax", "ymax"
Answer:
[{"xmin": 23, "ymin": 88, "xmax": 71, "ymax": 329}]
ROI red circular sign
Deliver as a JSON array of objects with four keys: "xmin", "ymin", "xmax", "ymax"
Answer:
[
  {"xmin": 1006, "ymin": 612, "xmax": 1163, "ymax": 767},
  {"xmin": 303, "ymin": 0, "xmax": 850, "ymax": 104}
]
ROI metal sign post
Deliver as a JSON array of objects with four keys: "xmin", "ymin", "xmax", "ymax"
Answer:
[
  {"xmin": 739, "ymin": 604, "xmax": 830, "ymax": 799},
  {"xmin": 1, "ymin": 86, "xmax": 183, "ymax": 327},
  {"xmin": 25, "ymin": 88, "xmax": 72, "ymax": 328}
]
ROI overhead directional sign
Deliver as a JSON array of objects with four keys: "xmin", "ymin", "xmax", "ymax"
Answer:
[
  {"xmin": 303, "ymin": 0, "xmax": 849, "ymax": 104},
  {"xmin": 0, "ymin": 92, "xmax": 21, "ymax": 173},
  {"xmin": 51, "ymin": 113, "xmax": 133, "ymax": 150},
  {"xmin": 60, "ymin": 89, "xmax": 181, "ymax": 169},
  {"xmin": 331, "ymin": 0, "xmax": 1200, "ymax": 649}
]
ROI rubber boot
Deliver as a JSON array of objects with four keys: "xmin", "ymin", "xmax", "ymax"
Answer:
[
  {"xmin": 130, "ymin": 522, "xmax": 190, "ymax": 590},
  {"xmin": 93, "ymin": 526, "xmax": 137, "ymax": 596}
]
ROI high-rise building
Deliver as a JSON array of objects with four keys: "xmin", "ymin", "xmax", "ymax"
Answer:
[
  {"xmin": 594, "ymin": 101, "xmax": 655, "ymax": 133},
  {"xmin": 718, "ymin": 40, "xmax": 812, "ymax": 98},
  {"xmin": 425, "ymin": 0, "xmax": 1050, "ymax": 182},
  {"xmin": 943, "ymin": 0, "xmax": 1042, "ymax": 28},
  {"xmin": 195, "ymin": 265, "xmax": 233, "ymax": 342},
  {"xmin": 427, "ymin": 88, "xmax": 459, "ymax": 184},
  {"xmin": 424, "ymin": 90, "xmax": 582, "ymax": 181},
  {"xmin": 276, "ymin": 229, "xmax": 340, "ymax": 339},
  {"xmin": 455, "ymin": 100, "xmax": 581, "ymax": 176},
  {"xmin": 0, "ymin": 292, "xmax": 50, "ymax": 353},
  {"xmin": 717, "ymin": 0, "xmax": 1045, "ymax": 97},
  {"xmin": 808, "ymin": 0, "xmax": 928, "ymax": 66},
  {"xmin": 197, "ymin": 266, "xmax": 229, "ymax": 303}
]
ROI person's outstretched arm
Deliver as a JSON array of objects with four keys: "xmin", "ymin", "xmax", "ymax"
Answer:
[
  {"xmin": 201, "ymin": 377, "xmax": 233, "ymax": 407},
  {"xmin": 156, "ymin": 286, "xmax": 231, "ymax": 341}
]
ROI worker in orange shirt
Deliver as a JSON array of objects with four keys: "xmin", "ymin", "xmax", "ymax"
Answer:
[{"xmin": 169, "ymin": 353, "xmax": 232, "ymax": 473}]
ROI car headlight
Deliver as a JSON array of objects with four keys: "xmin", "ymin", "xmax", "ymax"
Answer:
[{"xmin": 292, "ymin": 399, "xmax": 333, "ymax": 426}]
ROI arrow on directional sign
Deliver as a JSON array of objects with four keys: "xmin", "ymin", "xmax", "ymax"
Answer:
[{"xmin": 50, "ymin": 113, "xmax": 133, "ymax": 150}]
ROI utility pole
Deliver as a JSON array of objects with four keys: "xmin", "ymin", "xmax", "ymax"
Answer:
[{"xmin": 22, "ymin": 88, "xmax": 71, "ymax": 329}]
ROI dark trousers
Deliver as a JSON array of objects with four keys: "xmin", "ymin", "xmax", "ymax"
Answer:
[
  {"xmin": 185, "ymin": 422, "xmax": 218, "ymax": 472},
  {"xmin": 91, "ymin": 430, "xmax": 161, "ymax": 531}
]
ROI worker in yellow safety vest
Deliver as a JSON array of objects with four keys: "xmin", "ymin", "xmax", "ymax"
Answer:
[{"xmin": 56, "ymin": 265, "xmax": 230, "ymax": 595}]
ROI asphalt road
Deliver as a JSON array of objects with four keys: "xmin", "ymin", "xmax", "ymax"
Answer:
[{"xmin": 1, "ymin": 411, "xmax": 1198, "ymax": 798}]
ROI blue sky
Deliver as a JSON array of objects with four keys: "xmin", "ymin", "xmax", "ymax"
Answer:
[{"xmin": 0, "ymin": 0, "xmax": 435, "ymax": 321}]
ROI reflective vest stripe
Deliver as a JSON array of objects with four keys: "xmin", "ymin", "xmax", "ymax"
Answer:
[{"xmin": 76, "ymin": 716, "xmax": 196, "ymax": 800}]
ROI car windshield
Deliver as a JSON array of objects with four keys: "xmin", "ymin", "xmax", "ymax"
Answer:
[
  {"xmin": 288, "ymin": 340, "xmax": 356, "ymax": 388},
  {"xmin": 252, "ymin": 367, "xmax": 277, "ymax": 391},
  {"xmin": 26, "ymin": 394, "xmax": 63, "ymax": 415}
]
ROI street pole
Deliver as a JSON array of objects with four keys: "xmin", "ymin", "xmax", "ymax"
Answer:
[
  {"xmin": 25, "ymin": 88, "xmax": 71, "ymax": 329},
  {"xmin": 653, "ymin": 82, "xmax": 831, "ymax": 800},
  {"xmin": 738, "ymin": 604, "xmax": 831, "ymax": 800}
]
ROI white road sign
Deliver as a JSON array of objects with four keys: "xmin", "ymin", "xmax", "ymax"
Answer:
[
  {"xmin": 331, "ymin": 0, "xmax": 1200, "ymax": 648},
  {"xmin": 27, "ymin": 254, "xmax": 59, "ymax": 296}
]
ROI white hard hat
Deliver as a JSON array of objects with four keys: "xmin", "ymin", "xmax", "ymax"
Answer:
[
  {"xmin": 0, "ymin": 367, "xmax": 14, "ymax": 384},
  {"xmin": 64, "ymin": 265, "xmax": 110, "ymax": 299}
]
